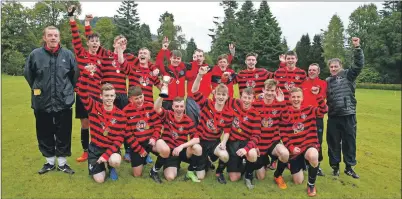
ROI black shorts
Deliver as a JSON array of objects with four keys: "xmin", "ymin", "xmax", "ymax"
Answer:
[
  {"xmin": 255, "ymin": 141, "xmax": 280, "ymax": 170},
  {"xmin": 289, "ymin": 146, "xmax": 315, "ymax": 174},
  {"xmin": 87, "ymin": 143, "xmax": 121, "ymax": 175},
  {"xmin": 114, "ymin": 93, "xmax": 128, "ymax": 110},
  {"xmin": 75, "ymin": 95, "xmax": 88, "ymax": 119},
  {"xmin": 199, "ymin": 140, "xmax": 220, "ymax": 170},
  {"xmin": 227, "ymin": 140, "xmax": 248, "ymax": 172},
  {"xmin": 163, "ymin": 149, "xmax": 190, "ymax": 171},
  {"xmin": 130, "ymin": 141, "xmax": 156, "ymax": 167}
]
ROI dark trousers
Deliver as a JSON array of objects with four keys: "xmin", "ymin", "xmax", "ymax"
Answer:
[
  {"xmin": 185, "ymin": 97, "xmax": 200, "ymax": 129},
  {"xmin": 316, "ymin": 117, "xmax": 324, "ymax": 162},
  {"xmin": 34, "ymin": 108, "xmax": 72, "ymax": 157},
  {"xmin": 114, "ymin": 93, "xmax": 130, "ymax": 152},
  {"xmin": 327, "ymin": 114, "xmax": 357, "ymax": 167}
]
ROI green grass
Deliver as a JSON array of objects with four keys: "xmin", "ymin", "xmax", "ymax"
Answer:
[{"xmin": 2, "ymin": 74, "xmax": 401, "ymax": 199}]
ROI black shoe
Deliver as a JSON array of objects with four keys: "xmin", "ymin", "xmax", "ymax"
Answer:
[
  {"xmin": 331, "ymin": 165, "xmax": 340, "ymax": 176},
  {"xmin": 216, "ymin": 173, "xmax": 227, "ymax": 184},
  {"xmin": 57, "ymin": 164, "xmax": 75, "ymax": 174},
  {"xmin": 344, "ymin": 167, "xmax": 359, "ymax": 179},
  {"xmin": 149, "ymin": 170, "xmax": 162, "ymax": 184},
  {"xmin": 317, "ymin": 167, "xmax": 325, "ymax": 176},
  {"xmin": 38, "ymin": 163, "xmax": 55, "ymax": 174}
]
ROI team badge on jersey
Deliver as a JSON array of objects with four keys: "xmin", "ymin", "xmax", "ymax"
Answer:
[
  {"xmin": 295, "ymin": 75, "xmax": 300, "ymax": 80},
  {"xmin": 262, "ymin": 117, "xmax": 273, "ymax": 128},
  {"xmin": 171, "ymin": 131, "xmax": 179, "ymax": 139},
  {"xmin": 284, "ymin": 81, "xmax": 295, "ymax": 91},
  {"xmin": 206, "ymin": 119, "xmax": 216, "ymax": 131},
  {"xmin": 272, "ymin": 110, "xmax": 278, "ymax": 115},
  {"xmin": 110, "ymin": 118, "xmax": 117, "ymax": 124},
  {"xmin": 246, "ymin": 80, "xmax": 256, "ymax": 88},
  {"xmin": 136, "ymin": 120, "xmax": 147, "ymax": 132},
  {"xmin": 232, "ymin": 117, "xmax": 240, "ymax": 129},
  {"xmin": 301, "ymin": 113, "xmax": 307, "ymax": 119},
  {"xmin": 292, "ymin": 122, "xmax": 304, "ymax": 134},
  {"xmin": 139, "ymin": 76, "xmax": 150, "ymax": 87},
  {"xmin": 179, "ymin": 126, "xmax": 184, "ymax": 132},
  {"xmin": 255, "ymin": 73, "xmax": 259, "ymax": 79}
]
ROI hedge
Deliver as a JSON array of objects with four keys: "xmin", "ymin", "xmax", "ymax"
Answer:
[{"xmin": 356, "ymin": 83, "xmax": 401, "ymax": 90}]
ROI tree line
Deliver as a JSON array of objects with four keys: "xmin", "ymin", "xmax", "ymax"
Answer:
[{"xmin": 2, "ymin": 1, "xmax": 401, "ymax": 83}]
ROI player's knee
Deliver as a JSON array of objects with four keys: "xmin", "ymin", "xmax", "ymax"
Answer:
[
  {"xmin": 192, "ymin": 144, "xmax": 202, "ymax": 156},
  {"xmin": 229, "ymin": 173, "xmax": 241, "ymax": 182},
  {"xmin": 247, "ymin": 150, "xmax": 258, "ymax": 162},
  {"xmin": 159, "ymin": 145, "xmax": 170, "ymax": 158},
  {"xmin": 132, "ymin": 168, "xmax": 143, "ymax": 177},
  {"xmin": 165, "ymin": 173, "xmax": 176, "ymax": 181},
  {"xmin": 109, "ymin": 154, "xmax": 121, "ymax": 168},
  {"xmin": 278, "ymin": 149, "xmax": 289, "ymax": 163},
  {"xmin": 93, "ymin": 175, "xmax": 105, "ymax": 183},
  {"xmin": 219, "ymin": 153, "xmax": 229, "ymax": 163},
  {"xmin": 256, "ymin": 170, "xmax": 265, "ymax": 180},
  {"xmin": 197, "ymin": 171, "xmax": 206, "ymax": 180},
  {"xmin": 293, "ymin": 176, "xmax": 304, "ymax": 184},
  {"xmin": 81, "ymin": 119, "xmax": 89, "ymax": 128}
]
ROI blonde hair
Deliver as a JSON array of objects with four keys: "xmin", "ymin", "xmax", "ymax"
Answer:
[
  {"xmin": 101, "ymin": 83, "xmax": 115, "ymax": 93},
  {"xmin": 264, "ymin": 79, "xmax": 277, "ymax": 89}
]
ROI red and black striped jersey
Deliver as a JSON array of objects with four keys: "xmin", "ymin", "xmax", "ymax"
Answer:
[
  {"xmin": 123, "ymin": 102, "xmax": 162, "ymax": 154},
  {"xmin": 211, "ymin": 66, "xmax": 236, "ymax": 98},
  {"xmin": 77, "ymin": 71, "xmax": 126, "ymax": 161},
  {"xmin": 158, "ymin": 108, "xmax": 195, "ymax": 149},
  {"xmin": 226, "ymin": 98, "xmax": 261, "ymax": 152},
  {"xmin": 280, "ymin": 96, "xmax": 328, "ymax": 159},
  {"xmin": 233, "ymin": 68, "xmax": 274, "ymax": 96},
  {"xmin": 121, "ymin": 60, "xmax": 160, "ymax": 103},
  {"xmin": 70, "ymin": 20, "xmax": 102, "ymax": 101},
  {"xmin": 253, "ymin": 99, "xmax": 286, "ymax": 155},
  {"xmin": 274, "ymin": 67, "xmax": 307, "ymax": 105},
  {"xmin": 192, "ymin": 91, "xmax": 233, "ymax": 141}
]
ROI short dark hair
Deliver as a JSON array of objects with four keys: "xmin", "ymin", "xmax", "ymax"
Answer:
[
  {"xmin": 285, "ymin": 51, "xmax": 298, "ymax": 59},
  {"xmin": 217, "ymin": 54, "xmax": 229, "ymax": 62},
  {"xmin": 173, "ymin": 96, "xmax": 184, "ymax": 103},
  {"xmin": 171, "ymin": 50, "xmax": 182, "ymax": 58},
  {"xmin": 87, "ymin": 32, "xmax": 100, "ymax": 41},
  {"xmin": 246, "ymin": 52, "xmax": 258, "ymax": 59},
  {"xmin": 242, "ymin": 87, "xmax": 254, "ymax": 96}
]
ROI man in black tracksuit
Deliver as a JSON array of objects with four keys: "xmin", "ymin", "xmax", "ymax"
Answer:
[
  {"xmin": 326, "ymin": 37, "xmax": 363, "ymax": 179},
  {"xmin": 24, "ymin": 26, "xmax": 78, "ymax": 175}
]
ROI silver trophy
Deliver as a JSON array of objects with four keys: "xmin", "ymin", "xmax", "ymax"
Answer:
[{"xmin": 159, "ymin": 76, "xmax": 173, "ymax": 98}]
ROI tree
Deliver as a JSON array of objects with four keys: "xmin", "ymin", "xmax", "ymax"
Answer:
[
  {"xmin": 295, "ymin": 34, "xmax": 312, "ymax": 70},
  {"xmin": 113, "ymin": 0, "xmax": 141, "ymax": 53},
  {"xmin": 185, "ymin": 38, "xmax": 197, "ymax": 62},
  {"xmin": 253, "ymin": 1, "xmax": 283, "ymax": 70},
  {"xmin": 380, "ymin": 0, "xmax": 402, "ymax": 16},
  {"xmin": 210, "ymin": 1, "xmax": 238, "ymax": 61},
  {"xmin": 235, "ymin": 1, "xmax": 256, "ymax": 64},
  {"xmin": 322, "ymin": 14, "xmax": 345, "ymax": 64},
  {"xmin": 310, "ymin": 34, "xmax": 327, "ymax": 78},
  {"xmin": 157, "ymin": 12, "xmax": 187, "ymax": 51},
  {"xmin": 139, "ymin": 23, "xmax": 152, "ymax": 49},
  {"xmin": 281, "ymin": 37, "xmax": 289, "ymax": 52},
  {"xmin": 94, "ymin": 17, "xmax": 117, "ymax": 50}
]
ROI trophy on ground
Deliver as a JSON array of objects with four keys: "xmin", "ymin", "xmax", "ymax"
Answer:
[{"xmin": 159, "ymin": 76, "xmax": 173, "ymax": 98}]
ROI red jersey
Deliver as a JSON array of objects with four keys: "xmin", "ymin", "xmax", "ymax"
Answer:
[
  {"xmin": 274, "ymin": 66, "xmax": 307, "ymax": 105},
  {"xmin": 301, "ymin": 77, "xmax": 327, "ymax": 115},
  {"xmin": 280, "ymin": 96, "xmax": 328, "ymax": 159},
  {"xmin": 192, "ymin": 91, "xmax": 233, "ymax": 141},
  {"xmin": 77, "ymin": 71, "xmax": 126, "ymax": 161},
  {"xmin": 211, "ymin": 66, "xmax": 236, "ymax": 97},
  {"xmin": 234, "ymin": 68, "xmax": 274, "ymax": 96},
  {"xmin": 253, "ymin": 99, "xmax": 286, "ymax": 156},
  {"xmin": 226, "ymin": 98, "xmax": 261, "ymax": 152},
  {"xmin": 158, "ymin": 108, "xmax": 195, "ymax": 149},
  {"xmin": 123, "ymin": 102, "xmax": 162, "ymax": 154}
]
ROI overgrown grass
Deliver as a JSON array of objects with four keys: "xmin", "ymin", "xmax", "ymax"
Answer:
[{"xmin": 2, "ymin": 75, "xmax": 401, "ymax": 199}]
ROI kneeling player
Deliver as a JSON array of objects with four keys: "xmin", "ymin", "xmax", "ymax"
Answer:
[
  {"xmin": 77, "ymin": 66, "xmax": 125, "ymax": 183},
  {"xmin": 123, "ymin": 86, "xmax": 170, "ymax": 177},
  {"xmin": 149, "ymin": 89, "xmax": 200, "ymax": 183},
  {"xmin": 186, "ymin": 66, "xmax": 233, "ymax": 183},
  {"xmin": 281, "ymin": 87, "xmax": 327, "ymax": 197},
  {"xmin": 253, "ymin": 79, "xmax": 289, "ymax": 189},
  {"xmin": 224, "ymin": 88, "xmax": 261, "ymax": 189}
]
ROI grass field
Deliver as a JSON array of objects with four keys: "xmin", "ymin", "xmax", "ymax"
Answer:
[{"xmin": 1, "ymin": 74, "xmax": 401, "ymax": 199}]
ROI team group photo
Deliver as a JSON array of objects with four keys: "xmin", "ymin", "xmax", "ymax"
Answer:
[{"xmin": 2, "ymin": 1, "xmax": 401, "ymax": 199}]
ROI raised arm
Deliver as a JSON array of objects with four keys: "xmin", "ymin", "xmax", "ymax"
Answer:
[
  {"xmin": 154, "ymin": 96, "xmax": 164, "ymax": 114},
  {"xmin": 84, "ymin": 14, "xmax": 112, "ymax": 58},
  {"xmin": 347, "ymin": 37, "xmax": 364, "ymax": 82}
]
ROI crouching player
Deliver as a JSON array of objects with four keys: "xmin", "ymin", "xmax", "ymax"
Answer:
[
  {"xmin": 186, "ymin": 66, "xmax": 233, "ymax": 183},
  {"xmin": 253, "ymin": 79, "xmax": 289, "ymax": 189},
  {"xmin": 123, "ymin": 86, "xmax": 169, "ymax": 177},
  {"xmin": 77, "ymin": 65, "xmax": 125, "ymax": 183},
  {"xmin": 148, "ymin": 84, "xmax": 200, "ymax": 183},
  {"xmin": 281, "ymin": 87, "xmax": 328, "ymax": 196}
]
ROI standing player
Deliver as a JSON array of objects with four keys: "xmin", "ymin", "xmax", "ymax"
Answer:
[
  {"xmin": 274, "ymin": 51, "xmax": 307, "ymax": 105},
  {"xmin": 24, "ymin": 25, "xmax": 77, "ymax": 175},
  {"xmin": 123, "ymin": 86, "xmax": 170, "ymax": 177},
  {"xmin": 211, "ymin": 44, "xmax": 236, "ymax": 97},
  {"xmin": 225, "ymin": 53, "xmax": 274, "ymax": 97},
  {"xmin": 77, "ymin": 65, "xmax": 125, "ymax": 183},
  {"xmin": 281, "ymin": 87, "xmax": 328, "ymax": 196},
  {"xmin": 301, "ymin": 63, "xmax": 327, "ymax": 176},
  {"xmin": 253, "ymin": 79, "xmax": 289, "ymax": 189},
  {"xmin": 68, "ymin": 6, "xmax": 103, "ymax": 163},
  {"xmin": 149, "ymin": 85, "xmax": 200, "ymax": 183},
  {"xmin": 188, "ymin": 66, "xmax": 233, "ymax": 183},
  {"xmin": 326, "ymin": 37, "xmax": 363, "ymax": 179}
]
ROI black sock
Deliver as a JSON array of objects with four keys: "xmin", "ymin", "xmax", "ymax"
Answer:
[
  {"xmin": 81, "ymin": 128, "xmax": 89, "ymax": 151},
  {"xmin": 153, "ymin": 156, "xmax": 165, "ymax": 172},
  {"xmin": 216, "ymin": 159, "xmax": 226, "ymax": 174},
  {"xmin": 188, "ymin": 155, "xmax": 201, "ymax": 171},
  {"xmin": 308, "ymin": 165, "xmax": 319, "ymax": 186},
  {"xmin": 124, "ymin": 141, "xmax": 130, "ymax": 153},
  {"xmin": 274, "ymin": 160, "xmax": 287, "ymax": 178},
  {"xmin": 245, "ymin": 160, "xmax": 255, "ymax": 180}
]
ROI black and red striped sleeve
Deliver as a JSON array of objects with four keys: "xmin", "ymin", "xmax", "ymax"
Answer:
[
  {"xmin": 193, "ymin": 91, "xmax": 208, "ymax": 110},
  {"xmin": 150, "ymin": 109, "xmax": 162, "ymax": 140},
  {"xmin": 314, "ymin": 95, "xmax": 328, "ymax": 118},
  {"xmin": 244, "ymin": 111, "xmax": 262, "ymax": 152},
  {"xmin": 279, "ymin": 110, "xmax": 295, "ymax": 152},
  {"xmin": 125, "ymin": 122, "xmax": 145, "ymax": 154},
  {"xmin": 77, "ymin": 71, "xmax": 96, "ymax": 111},
  {"xmin": 69, "ymin": 21, "xmax": 84, "ymax": 56}
]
